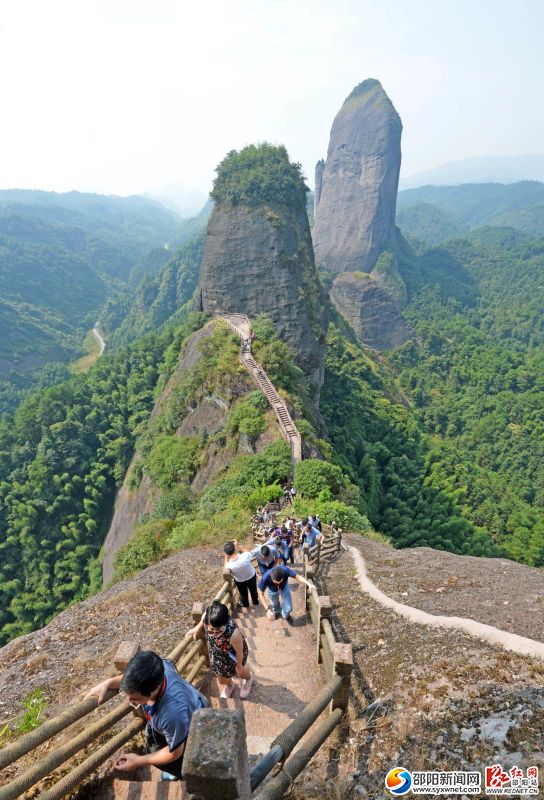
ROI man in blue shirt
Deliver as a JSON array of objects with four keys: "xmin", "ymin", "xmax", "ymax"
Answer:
[
  {"xmin": 85, "ymin": 650, "xmax": 209, "ymax": 780},
  {"xmin": 302, "ymin": 521, "xmax": 323, "ymax": 550},
  {"xmin": 257, "ymin": 565, "xmax": 314, "ymax": 623}
]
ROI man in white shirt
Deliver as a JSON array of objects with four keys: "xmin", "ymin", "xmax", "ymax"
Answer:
[{"xmin": 224, "ymin": 541, "xmax": 259, "ymax": 607}]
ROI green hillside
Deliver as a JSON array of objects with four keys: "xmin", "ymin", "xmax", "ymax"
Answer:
[
  {"xmin": 392, "ymin": 234, "xmax": 544, "ymax": 564},
  {"xmin": 397, "ymin": 181, "xmax": 544, "ymax": 242},
  {"xmin": 0, "ymin": 191, "xmax": 180, "ymax": 413}
]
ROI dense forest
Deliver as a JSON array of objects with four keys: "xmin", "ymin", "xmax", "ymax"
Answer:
[{"xmin": 391, "ymin": 230, "xmax": 544, "ymax": 565}]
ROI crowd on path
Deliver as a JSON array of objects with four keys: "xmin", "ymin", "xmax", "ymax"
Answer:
[{"xmin": 84, "ymin": 509, "xmax": 324, "ymax": 784}]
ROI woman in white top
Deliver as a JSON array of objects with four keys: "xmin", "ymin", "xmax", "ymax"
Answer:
[{"xmin": 224, "ymin": 540, "xmax": 259, "ymax": 607}]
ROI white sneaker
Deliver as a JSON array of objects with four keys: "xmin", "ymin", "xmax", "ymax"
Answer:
[{"xmin": 220, "ymin": 684, "xmax": 234, "ymax": 699}]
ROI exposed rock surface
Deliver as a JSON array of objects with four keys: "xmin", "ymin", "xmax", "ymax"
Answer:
[
  {"xmin": 197, "ymin": 203, "xmax": 328, "ymax": 404},
  {"xmin": 330, "ymin": 271, "xmax": 413, "ymax": 350},
  {"xmin": 313, "ymin": 79, "xmax": 402, "ymax": 275},
  {"xmin": 290, "ymin": 535, "xmax": 544, "ymax": 799},
  {"xmin": 313, "ymin": 80, "xmax": 416, "ymax": 351}
]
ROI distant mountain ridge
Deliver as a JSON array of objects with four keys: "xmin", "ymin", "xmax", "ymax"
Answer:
[
  {"xmin": 400, "ymin": 154, "xmax": 544, "ymax": 189},
  {"xmin": 397, "ymin": 180, "xmax": 544, "ymax": 243},
  {"xmin": 0, "ymin": 189, "xmax": 180, "ymax": 412}
]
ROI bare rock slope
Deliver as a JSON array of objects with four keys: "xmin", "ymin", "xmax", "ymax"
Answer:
[
  {"xmin": 293, "ymin": 536, "xmax": 544, "ymax": 799},
  {"xmin": 313, "ymin": 79, "xmax": 401, "ymax": 275},
  {"xmin": 197, "ymin": 202, "xmax": 328, "ymax": 402}
]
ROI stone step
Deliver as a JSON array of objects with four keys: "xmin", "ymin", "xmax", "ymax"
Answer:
[{"xmin": 111, "ymin": 779, "xmax": 184, "ymax": 799}]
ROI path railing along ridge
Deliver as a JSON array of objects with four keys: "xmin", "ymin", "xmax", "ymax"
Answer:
[
  {"xmin": 217, "ymin": 314, "xmax": 302, "ymax": 464},
  {"xmin": 0, "ymin": 520, "xmax": 351, "ymax": 799}
]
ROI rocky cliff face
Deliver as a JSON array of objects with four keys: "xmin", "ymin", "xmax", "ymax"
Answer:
[
  {"xmin": 330, "ymin": 271, "xmax": 413, "ymax": 350},
  {"xmin": 313, "ymin": 79, "xmax": 414, "ymax": 350},
  {"xmin": 313, "ymin": 79, "xmax": 402, "ymax": 275},
  {"xmin": 197, "ymin": 203, "xmax": 328, "ymax": 399}
]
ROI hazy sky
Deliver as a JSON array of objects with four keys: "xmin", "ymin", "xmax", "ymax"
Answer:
[{"xmin": 0, "ymin": 0, "xmax": 542, "ymax": 199}]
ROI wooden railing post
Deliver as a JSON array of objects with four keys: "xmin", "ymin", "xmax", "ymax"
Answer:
[
  {"xmin": 305, "ymin": 564, "xmax": 315, "ymax": 612},
  {"xmin": 316, "ymin": 596, "xmax": 331, "ymax": 664},
  {"xmin": 315, "ymin": 539, "xmax": 321, "ymax": 570},
  {"xmin": 302, "ymin": 542, "xmax": 309, "ymax": 576},
  {"xmin": 331, "ymin": 643, "xmax": 353, "ymax": 713},
  {"xmin": 184, "ymin": 709, "xmax": 251, "ymax": 800},
  {"xmin": 223, "ymin": 568, "xmax": 236, "ymax": 612},
  {"xmin": 114, "ymin": 640, "xmax": 140, "ymax": 673},
  {"xmin": 337, "ymin": 528, "xmax": 343, "ymax": 551}
]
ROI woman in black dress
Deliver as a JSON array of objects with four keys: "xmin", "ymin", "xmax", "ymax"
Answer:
[{"xmin": 187, "ymin": 600, "xmax": 253, "ymax": 699}]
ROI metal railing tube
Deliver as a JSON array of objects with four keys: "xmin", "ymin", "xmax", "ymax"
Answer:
[
  {"xmin": 0, "ymin": 695, "xmax": 106, "ymax": 771},
  {"xmin": 270, "ymin": 674, "xmax": 342, "ymax": 761},
  {"xmin": 250, "ymin": 744, "xmax": 284, "ymax": 791},
  {"xmin": 0, "ymin": 702, "xmax": 131, "ymax": 800},
  {"xmin": 254, "ymin": 708, "xmax": 343, "ymax": 800},
  {"xmin": 36, "ymin": 717, "xmax": 145, "ymax": 800}
]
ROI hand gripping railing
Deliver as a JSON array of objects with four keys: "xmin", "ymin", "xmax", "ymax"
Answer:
[{"xmin": 0, "ymin": 575, "xmax": 238, "ymax": 800}]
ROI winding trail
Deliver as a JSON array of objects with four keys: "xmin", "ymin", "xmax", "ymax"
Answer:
[
  {"xmin": 92, "ymin": 324, "xmax": 105, "ymax": 355},
  {"xmin": 349, "ymin": 545, "xmax": 544, "ymax": 660}
]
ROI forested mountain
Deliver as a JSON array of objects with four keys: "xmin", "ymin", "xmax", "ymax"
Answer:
[
  {"xmin": 1, "ymin": 157, "xmax": 542, "ymax": 647},
  {"xmin": 391, "ymin": 232, "xmax": 544, "ymax": 564},
  {"xmin": 397, "ymin": 181, "xmax": 544, "ymax": 244},
  {"xmin": 99, "ymin": 231, "xmax": 205, "ymax": 347},
  {"xmin": 0, "ymin": 190, "xmax": 180, "ymax": 412}
]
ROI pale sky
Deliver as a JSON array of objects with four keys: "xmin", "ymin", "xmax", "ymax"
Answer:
[{"xmin": 0, "ymin": 0, "xmax": 542, "ymax": 199}]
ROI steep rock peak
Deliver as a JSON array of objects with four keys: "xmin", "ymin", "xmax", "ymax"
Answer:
[
  {"xmin": 197, "ymin": 144, "xmax": 328, "ymax": 410},
  {"xmin": 312, "ymin": 78, "xmax": 402, "ymax": 276}
]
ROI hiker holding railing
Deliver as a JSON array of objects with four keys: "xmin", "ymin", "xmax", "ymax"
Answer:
[
  {"xmin": 187, "ymin": 600, "xmax": 254, "ymax": 700},
  {"xmin": 85, "ymin": 650, "xmax": 209, "ymax": 781}
]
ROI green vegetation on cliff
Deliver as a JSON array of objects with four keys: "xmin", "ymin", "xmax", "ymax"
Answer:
[
  {"xmin": 0, "ymin": 312, "xmax": 208, "ymax": 644},
  {"xmin": 321, "ymin": 325, "xmax": 499, "ymax": 556},
  {"xmin": 210, "ymin": 144, "xmax": 308, "ymax": 211}
]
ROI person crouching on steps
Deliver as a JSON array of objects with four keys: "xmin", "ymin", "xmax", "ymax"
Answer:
[
  {"xmin": 187, "ymin": 600, "xmax": 253, "ymax": 699},
  {"xmin": 223, "ymin": 539, "xmax": 259, "ymax": 608},
  {"xmin": 258, "ymin": 564, "xmax": 314, "ymax": 623},
  {"xmin": 85, "ymin": 650, "xmax": 209, "ymax": 781}
]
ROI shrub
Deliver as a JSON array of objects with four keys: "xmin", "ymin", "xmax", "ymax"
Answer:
[
  {"xmin": 227, "ymin": 392, "xmax": 267, "ymax": 438},
  {"xmin": 145, "ymin": 435, "xmax": 201, "ymax": 490},
  {"xmin": 151, "ymin": 485, "xmax": 193, "ymax": 519},
  {"xmin": 210, "ymin": 143, "xmax": 308, "ymax": 211},
  {"xmin": 112, "ymin": 519, "xmax": 174, "ymax": 582},
  {"xmin": 231, "ymin": 440, "xmax": 292, "ymax": 486},
  {"xmin": 294, "ymin": 459, "xmax": 344, "ymax": 498}
]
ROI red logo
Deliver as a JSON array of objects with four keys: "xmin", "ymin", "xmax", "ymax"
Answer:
[{"xmin": 485, "ymin": 765, "xmax": 510, "ymax": 788}]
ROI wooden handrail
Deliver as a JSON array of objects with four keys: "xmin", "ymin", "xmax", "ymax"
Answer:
[{"xmin": 0, "ymin": 573, "xmax": 231, "ymax": 800}]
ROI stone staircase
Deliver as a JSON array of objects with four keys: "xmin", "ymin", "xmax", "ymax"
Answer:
[
  {"xmin": 109, "ymin": 772, "xmax": 183, "ymax": 799},
  {"xmin": 218, "ymin": 314, "xmax": 302, "ymax": 463},
  {"xmin": 106, "ymin": 558, "xmax": 321, "ymax": 799}
]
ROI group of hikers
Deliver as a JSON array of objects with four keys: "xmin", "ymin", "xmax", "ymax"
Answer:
[{"xmin": 85, "ymin": 513, "xmax": 325, "ymax": 782}]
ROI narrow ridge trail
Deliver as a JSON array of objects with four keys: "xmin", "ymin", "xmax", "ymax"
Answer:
[
  {"xmin": 217, "ymin": 314, "xmax": 302, "ymax": 463},
  {"xmin": 349, "ymin": 544, "xmax": 544, "ymax": 660}
]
